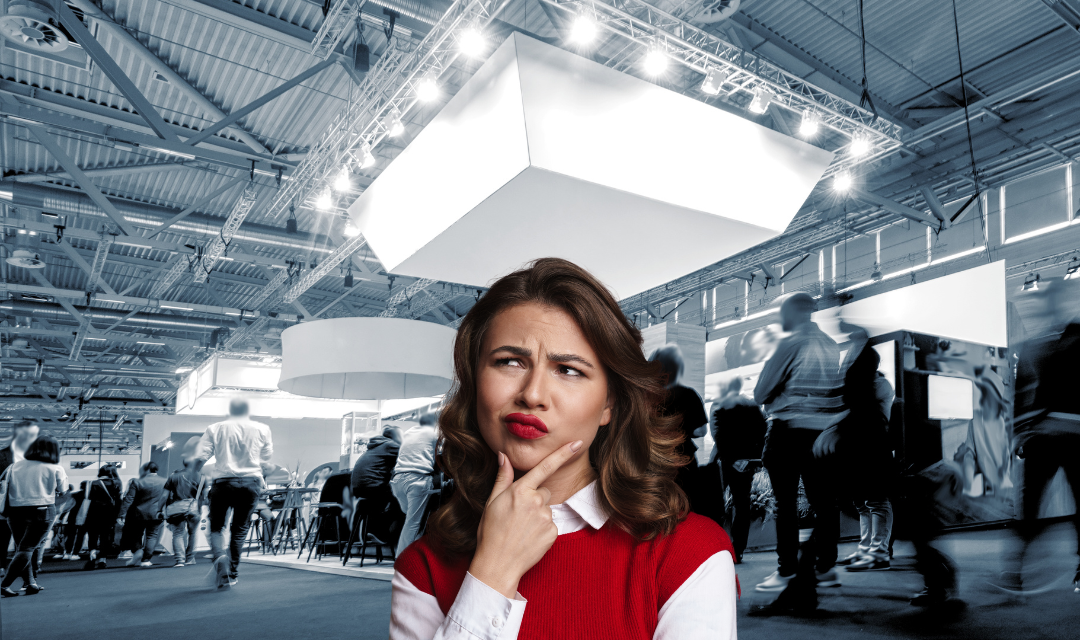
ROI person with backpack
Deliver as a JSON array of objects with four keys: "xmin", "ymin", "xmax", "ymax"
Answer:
[
  {"xmin": 163, "ymin": 460, "xmax": 206, "ymax": 567},
  {"xmin": 85, "ymin": 467, "xmax": 122, "ymax": 569}
]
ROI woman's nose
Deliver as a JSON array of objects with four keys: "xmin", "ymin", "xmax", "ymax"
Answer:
[{"xmin": 519, "ymin": 368, "xmax": 549, "ymax": 410}]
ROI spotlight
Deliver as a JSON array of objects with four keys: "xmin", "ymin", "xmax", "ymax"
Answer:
[
  {"xmin": 748, "ymin": 87, "xmax": 773, "ymax": 114},
  {"xmin": 384, "ymin": 109, "xmax": 405, "ymax": 137},
  {"xmin": 343, "ymin": 221, "xmax": 361, "ymax": 237},
  {"xmin": 344, "ymin": 273, "xmax": 354, "ymax": 288},
  {"xmin": 570, "ymin": 14, "xmax": 598, "ymax": 45},
  {"xmin": 316, "ymin": 189, "xmax": 333, "ymax": 210},
  {"xmin": 416, "ymin": 77, "xmax": 439, "ymax": 102},
  {"xmin": 871, "ymin": 263, "xmax": 882, "ymax": 282},
  {"xmin": 333, "ymin": 165, "xmax": 351, "ymax": 192},
  {"xmin": 850, "ymin": 134, "xmax": 871, "ymax": 156},
  {"xmin": 286, "ymin": 218, "xmax": 298, "ymax": 234},
  {"xmin": 643, "ymin": 46, "xmax": 668, "ymax": 75},
  {"xmin": 1023, "ymin": 273, "xmax": 1040, "ymax": 291},
  {"xmin": 701, "ymin": 67, "xmax": 729, "ymax": 96},
  {"xmin": 799, "ymin": 111, "xmax": 820, "ymax": 137},
  {"xmin": 358, "ymin": 142, "xmax": 376, "ymax": 169},
  {"xmin": 1066, "ymin": 258, "xmax": 1080, "ymax": 280},
  {"xmin": 834, "ymin": 172, "xmax": 853, "ymax": 192},
  {"xmin": 460, "ymin": 27, "xmax": 486, "ymax": 57}
]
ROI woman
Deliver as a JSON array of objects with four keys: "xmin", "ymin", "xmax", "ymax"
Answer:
[
  {"xmin": 390, "ymin": 258, "xmax": 737, "ymax": 639},
  {"xmin": 86, "ymin": 466, "xmax": 122, "ymax": 568},
  {"xmin": 163, "ymin": 460, "xmax": 205, "ymax": 567},
  {"xmin": 2, "ymin": 436, "xmax": 66, "ymax": 596}
]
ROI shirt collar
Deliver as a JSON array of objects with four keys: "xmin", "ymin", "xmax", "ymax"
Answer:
[{"xmin": 559, "ymin": 480, "xmax": 608, "ymax": 531}]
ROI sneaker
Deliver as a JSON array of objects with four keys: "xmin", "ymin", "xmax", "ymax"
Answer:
[
  {"xmin": 816, "ymin": 568, "xmax": 841, "ymax": 587},
  {"xmin": 139, "ymin": 561, "xmax": 153, "ymax": 568},
  {"xmin": 836, "ymin": 552, "xmax": 865, "ymax": 567},
  {"xmin": 755, "ymin": 571, "xmax": 795, "ymax": 592},
  {"xmin": 173, "ymin": 562, "xmax": 186, "ymax": 568},
  {"xmin": 118, "ymin": 551, "xmax": 133, "ymax": 560},
  {"xmin": 125, "ymin": 550, "xmax": 144, "ymax": 567},
  {"xmin": 846, "ymin": 557, "xmax": 891, "ymax": 572}
]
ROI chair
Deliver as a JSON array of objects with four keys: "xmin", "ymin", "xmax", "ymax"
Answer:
[
  {"xmin": 243, "ymin": 511, "xmax": 266, "ymax": 557},
  {"xmin": 299, "ymin": 502, "xmax": 344, "ymax": 562},
  {"xmin": 342, "ymin": 497, "xmax": 396, "ymax": 567}
]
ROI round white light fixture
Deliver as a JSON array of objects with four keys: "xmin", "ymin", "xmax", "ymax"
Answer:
[
  {"xmin": 416, "ymin": 77, "xmax": 439, "ymax": 102},
  {"xmin": 358, "ymin": 142, "xmax": 376, "ymax": 169},
  {"xmin": 570, "ymin": 15, "xmax": 598, "ymax": 45},
  {"xmin": 384, "ymin": 109, "xmax": 405, "ymax": 137},
  {"xmin": 850, "ymin": 134, "xmax": 871, "ymax": 156},
  {"xmin": 799, "ymin": 111, "xmax": 819, "ymax": 137},
  {"xmin": 460, "ymin": 27, "xmax": 486, "ymax": 58},
  {"xmin": 315, "ymin": 189, "xmax": 333, "ymax": 210},
  {"xmin": 643, "ymin": 46, "xmax": 668, "ymax": 75},
  {"xmin": 701, "ymin": 67, "xmax": 729, "ymax": 96},
  {"xmin": 343, "ymin": 220, "xmax": 361, "ymax": 237},
  {"xmin": 834, "ymin": 172, "xmax": 853, "ymax": 192},
  {"xmin": 748, "ymin": 87, "xmax": 774, "ymax": 114},
  {"xmin": 333, "ymin": 165, "xmax": 351, "ymax": 192}
]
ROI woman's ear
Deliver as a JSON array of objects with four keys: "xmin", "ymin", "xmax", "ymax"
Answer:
[{"xmin": 600, "ymin": 392, "xmax": 614, "ymax": 427}]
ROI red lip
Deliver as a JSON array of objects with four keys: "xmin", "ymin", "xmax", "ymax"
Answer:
[{"xmin": 504, "ymin": 413, "xmax": 548, "ymax": 440}]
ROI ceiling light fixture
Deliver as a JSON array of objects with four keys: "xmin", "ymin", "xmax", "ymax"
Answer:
[
  {"xmin": 799, "ymin": 111, "xmax": 820, "ymax": 137},
  {"xmin": 333, "ymin": 165, "xmax": 351, "ymax": 192},
  {"xmin": 748, "ymin": 87, "xmax": 774, "ymax": 114},
  {"xmin": 850, "ymin": 134, "xmax": 871, "ymax": 156},
  {"xmin": 701, "ymin": 67, "xmax": 729, "ymax": 95},
  {"xmin": 358, "ymin": 143, "xmax": 376, "ymax": 169},
  {"xmin": 159, "ymin": 304, "xmax": 193, "ymax": 311},
  {"xmin": 1023, "ymin": 273, "xmax": 1040, "ymax": 291},
  {"xmin": 460, "ymin": 27, "xmax": 486, "ymax": 57},
  {"xmin": 316, "ymin": 189, "xmax": 334, "ymax": 210},
  {"xmin": 1065, "ymin": 257, "xmax": 1080, "ymax": 280},
  {"xmin": 343, "ymin": 220, "xmax": 361, "ymax": 237},
  {"xmin": 384, "ymin": 109, "xmax": 405, "ymax": 137},
  {"xmin": 570, "ymin": 14, "xmax": 598, "ymax": 45},
  {"xmin": 643, "ymin": 45, "xmax": 669, "ymax": 75},
  {"xmin": 834, "ymin": 172, "xmax": 853, "ymax": 192},
  {"xmin": 416, "ymin": 76, "xmax": 439, "ymax": 102}
]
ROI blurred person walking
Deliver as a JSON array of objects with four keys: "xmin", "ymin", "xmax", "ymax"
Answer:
[
  {"xmin": 753, "ymin": 293, "xmax": 846, "ymax": 594},
  {"xmin": 650, "ymin": 345, "xmax": 710, "ymax": 515},
  {"xmin": 0, "ymin": 420, "xmax": 40, "ymax": 577},
  {"xmin": 193, "ymin": 399, "xmax": 273, "ymax": 589},
  {"xmin": 117, "ymin": 462, "xmax": 167, "ymax": 568},
  {"xmin": 710, "ymin": 377, "xmax": 767, "ymax": 564},
  {"xmin": 1003, "ymin": 279, "xmax": 1080, "ymax": 593},
  {"xmin": 163, "ymin": 459, "xmax": 206, "ymax": 567},
  {"xmin": 391, "ymin": 412, "xmax": 439, "ymax": 556},
  {"xmin": 85, "ymin": 467, "xmax": 122, "ymax": 569},
  {"xmin": 1, "ymin": 436, "xmax": 65, "ymax": 597}
]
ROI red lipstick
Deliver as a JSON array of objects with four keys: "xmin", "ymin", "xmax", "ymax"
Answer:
[{"xmin": 504, "ymin": 413, "xmax": 548, "ymax": 440}]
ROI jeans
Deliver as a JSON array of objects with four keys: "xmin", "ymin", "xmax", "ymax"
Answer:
[
  {"xmin": 1008, "ymin": 429, "xmax": 1080, "ymax": 576},
  {"xmin": 856, "ymin": 500, "xmax": 894, "ymax": 560},
  {"xmin": 86, "ymin": 510, "xmax": 117, "ymax": 554},
  {"xmin": 1, "ymin": 505, "xmax": 56, "ymax": 589},
  {"xmin": 209, "ymin": 477, "xmax": 260, "ymax": 576},
  {"xmin": 762, "ymin": 423, "xmax": 839, "ymax": 576},
  {"xmin": 391, "ymin": 473, "xmax": 432, "ymax": 557},
  {"xmin": 127, "ymin": 516, "xmax": 164, "ymax": 557},
  {"xmin": 167, "ymin": 513, "xmax": 200, "ymax": 563},
  {"xmin": 720, "ymin": 461, "xmax": 755, "ymax": 562}
]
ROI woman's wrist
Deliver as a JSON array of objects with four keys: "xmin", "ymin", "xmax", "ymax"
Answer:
[{"xmin": 468, "ymin": 555, "xmax": 521, "ymax": 599}]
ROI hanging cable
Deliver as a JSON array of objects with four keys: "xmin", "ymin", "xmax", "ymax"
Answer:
[{"xmin": 857, "ymin": 0, "xmax": 878, "ymax": 122}]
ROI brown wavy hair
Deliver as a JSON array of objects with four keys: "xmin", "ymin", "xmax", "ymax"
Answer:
[{"xmin": 427, "ymin": 258, "xmax": 689, "ymax": 557}]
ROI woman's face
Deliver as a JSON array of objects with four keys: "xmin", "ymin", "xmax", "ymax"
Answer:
[{"xmin": 477, "ymin": 302, "xmax": 612, "ymax": 477}]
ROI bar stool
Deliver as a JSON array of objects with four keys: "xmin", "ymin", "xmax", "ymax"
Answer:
[
  {"xmin": 343, "ymin": 500, "xmax": 396, "ymax": 567},
  {"xmin": 299, "ymin": 502, "xmax": 344, "ymax": 562}
]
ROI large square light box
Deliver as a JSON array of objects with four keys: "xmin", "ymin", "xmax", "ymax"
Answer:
[{"xmin": 350, "ymin": 33, "xmax": 834, "ymax": 299}]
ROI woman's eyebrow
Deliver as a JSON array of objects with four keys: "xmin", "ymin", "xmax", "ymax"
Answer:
[
  {"xmin": 548, "ymin": 353, "xmax": 595, "ymax": 369},
  {"xmin": 490, "ymin": 345, "xmax": 531, "ymax": 358}
]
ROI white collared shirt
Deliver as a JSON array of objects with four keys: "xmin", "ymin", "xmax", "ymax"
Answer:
[
  {"xmin": 195, "ymin": 418, "xmax": 273, "ymax": 479},
  {"xmin": 389, "ymin": 481, "xmax": 737, "ymax": 640}
]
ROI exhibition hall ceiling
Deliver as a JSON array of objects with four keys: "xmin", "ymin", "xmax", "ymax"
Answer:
[{"xmin": 0, "ymin": 0, "xmax": 1078, "ymax": 449}]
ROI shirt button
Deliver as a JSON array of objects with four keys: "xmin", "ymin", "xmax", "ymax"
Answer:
[{"xmin": 491, "ymin": 617, "xmax": 503, "ymax": 628}]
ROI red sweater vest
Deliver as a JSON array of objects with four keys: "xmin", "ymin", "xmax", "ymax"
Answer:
[{"xmin": 396, "ymin": 513, "xmax": 735, "ymax": 639}]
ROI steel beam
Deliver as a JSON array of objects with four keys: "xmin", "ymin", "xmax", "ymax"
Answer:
[
  {"xmin": 57, "ymin": 239, "xmax": 118, "ymax": 296},
  {"xmin": 149, "ymin": 178, "xmax": 245, "ymax": 238},
  {"xmin": 23, "ymin": 124, "xmax": 139, "ymax": 236},
  {"xmin": 12, "ymin": 162, "xmax": 185, "ymax": 183}
]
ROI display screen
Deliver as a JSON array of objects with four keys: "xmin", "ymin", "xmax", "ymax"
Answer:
[{"xmin": 927, "ymin": 375, "xmax": 974, "ymax": 420}]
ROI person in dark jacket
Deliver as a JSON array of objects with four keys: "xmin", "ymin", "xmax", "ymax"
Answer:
[
  {"xmin": 86, "ymin": 467, "xmax": 122, "ymax": 569},
  {"xmin": 710, "ymin": 377, "xmax": 767, "ymax": 563},
  {"xmin": 0, "ymin": 420, "xmax": 39, "ymax": 576},
  {"xmin": 650, "ymin": 345, "xmax": 709, "ymax": 515},
  {"xmin": 351, "ymin": 427, "xmax": 403, "ymax": 544},
  {"xmin": 163, "ymin": 460, "xmax": 205, "ymax": 567},
  {"xmin": 117, "ymin": 462, "xmax": 167, "ymax": 567}
]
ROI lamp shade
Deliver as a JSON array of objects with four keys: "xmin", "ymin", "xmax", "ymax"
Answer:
[{"xmin": 279, "ymin": 318, "xmax": 456, "ymax": 400}]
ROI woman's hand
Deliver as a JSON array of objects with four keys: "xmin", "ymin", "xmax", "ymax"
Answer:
[{"xmin": 468, "ymin": 440, "xmax": 583, "ymax": 599}]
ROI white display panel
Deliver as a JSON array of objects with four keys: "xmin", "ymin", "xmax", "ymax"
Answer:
[
  {"xmin": 349, "ymin": 33, "xmax": 833, "ymax": 298},
  {"xmin": 927, "ymin": 375, "xmax": 974, "ymax": 420}
]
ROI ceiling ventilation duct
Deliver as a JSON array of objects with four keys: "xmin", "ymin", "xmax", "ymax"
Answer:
[
  {"xmin": 691, "ymin": 0, "xmax": 741, "ymax": 25},
  {"xmin": 0, "ymin": 0, "xmax": 70, "ymax": 53}
]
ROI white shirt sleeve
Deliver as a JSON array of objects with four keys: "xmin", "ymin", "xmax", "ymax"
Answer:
[
  {"xmin": 654, "ymin": 551, "xmax": 737, "ymax": 640},
  {"xmin": 390, "ymin": 570, "xmax": 527, "ymax": 640}
]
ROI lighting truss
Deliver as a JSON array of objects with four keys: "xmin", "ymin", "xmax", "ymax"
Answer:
[
  {"xmin": 222, "ymin": 316, "xmax": 270, "ymax": 352},
  {"xmin": 69, "ymin": 319, "xmax": 91, "ymax": 360},
  {"xmin": 311, "ymin": 0, "xmax": 365, "ymax": 59},
  {"xmin": 545, "ymin": 0, "xmax": 903, "ymax": 174},
  {"xmin": 254, "ymin": 0, "xmax": 511, "ymax": 311},
  {"xmin": 149, "ymin": 255, "xmax": 190, "ymax": 299},
  {"xmin": 193, "ymin": 181, "xmax": 260, "ymax": 283},
  {"xmin": 379, "ymin": 278, "xmax": 439, "ymax": 317},
  {"xmin": 400, "ymin": 288, "xmax": 460, "ymax": 320},
  {"xmin": 111, "ymin": 414, "xmax": 127, "ymax": 430},
  {"xmin": 88, "ymin": 233, "xmax": 114, "ymax": 292}
]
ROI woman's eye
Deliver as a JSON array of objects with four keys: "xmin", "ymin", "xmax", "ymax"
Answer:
[
  {"xmin": 495, "ymin": 358, "xmax": 523, "ymax": 368},
  {"xmin": 558, "ymin": 365, "xmax": 583, "ymax": 377}
]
